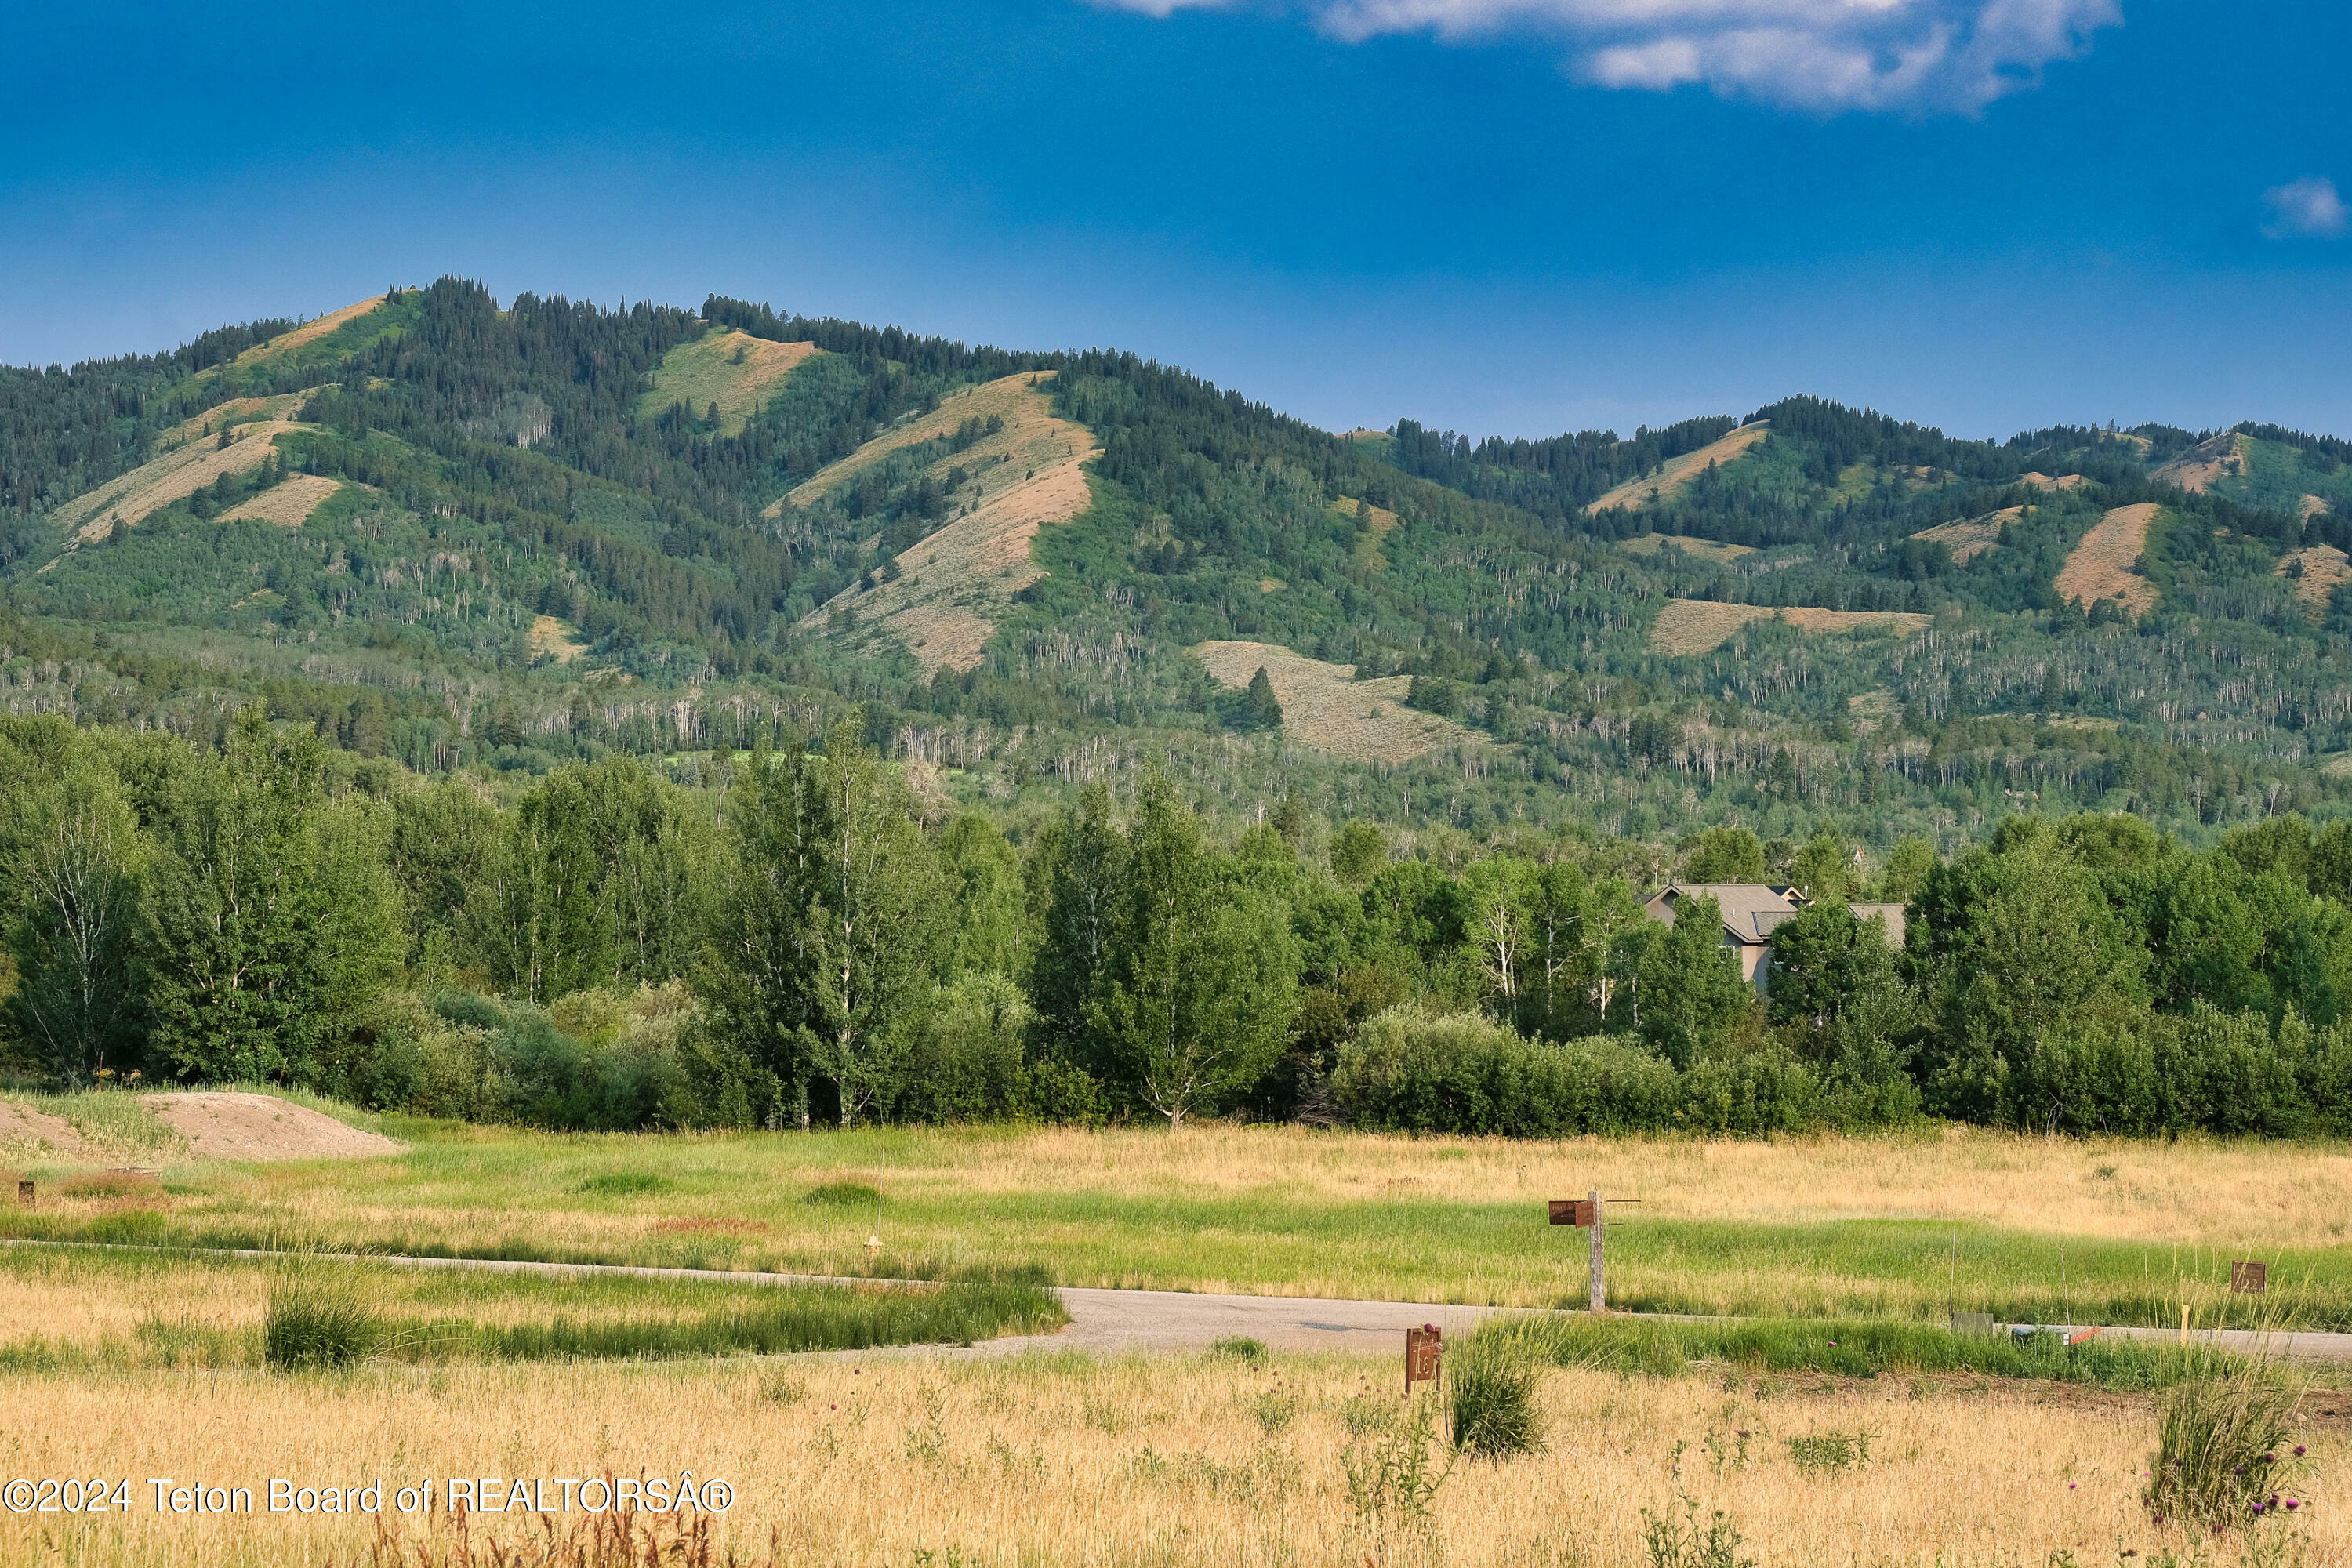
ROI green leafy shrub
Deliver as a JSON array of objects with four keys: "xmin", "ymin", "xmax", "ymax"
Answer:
[
  {"xmin": 1783, "ymin": 1428, "xmax": 1872, "ymax": 1475},
  {"xmin": 1332, "ymin": 1005, "xmax": 1680, "ymax": 1135}
]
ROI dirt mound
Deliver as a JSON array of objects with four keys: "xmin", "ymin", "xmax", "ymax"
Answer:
[
  {"xmin": 145, "ymin": 1093, "xmax": 401, "ymax": 1161},
  {"xmin": 217, "ymin": 474, "xmax": 347, "ymax": 528},
  {"xmin": 2055, "ymin": 503, "xmax": 2161, "ymax": 616},
  {"xmin": 1910, "ymin": 507, "xmax": 2017, "ymax": 564},
  {"xmin": 1585, "ymin": 422, "xmax": 1770, "ymax": 516},
  {"xmin": 1191, "ymin": 641, "xmax": 1479, "ymax": 764},
  {"xmin": 637, "ymin": 329, "xmax": 820, "ymax": 438},
  {"xmin": 0, "ymin": 1104, "xmax": 100, "ymax": 1160},
  {"xmin": 1650, "ymin": 600, "xmax": 1930, "ymax": 655},
  {"xmin": 795, "ymin": 372, "xmax": 1099, "ymax": 674}
]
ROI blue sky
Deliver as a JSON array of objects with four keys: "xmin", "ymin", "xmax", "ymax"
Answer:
[{"xmin": 2, "ymin": 0, "xmax": 2346, "ymax": 442}]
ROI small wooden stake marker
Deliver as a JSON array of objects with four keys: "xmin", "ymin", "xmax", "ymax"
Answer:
[{"xmin": 1404, "ymin": 1325, "xmax": 1442, "ymax": 1397}]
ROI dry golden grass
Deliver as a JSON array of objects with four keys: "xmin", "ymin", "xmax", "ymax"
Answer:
[
  {"xmin": 1, "ymin": 1348, "xmax": 2339, "ymax": 1566},
  {"xmin": 1648, "ymin": 601, "xmax": 1930, "ymax": 655},
  {"xmin": 635, "ymin": 330, "xmax": 820, "ymax": 437},
  {"xmin": 2154, "ymin": 434, "xmax": 2250, "ymax": 495},
  {"xmin": 2020, "ymin": 472, "xmax": 2087, "ymax": 492},
  {"xmin": 2056, "ymin": 503, "xmax": 2162, "ymax": 616},
  {"xmin": 2278, "ymin": 543, "xmax": 2351, "ymax": 620},
  {"xmin": 1846, "ymin": 689, "xmax": 1896, "ymax": 735},
  {"xmin": 227, "ymin": 298, "xmax": 387, "ymax": 370},
  {"xmin": 1190, "ymin": 641, "xmax": 1479, "ymax": 765},
  {"xmin": 771, "ymin": 372, "xmax": 1086, "ymax": 514},
  {"xmin": 156, "ymin": 392, "xmax": 314, "ymax": 448},
  {"xmin": 216, "ymin": 474, "xmax": 346, "ymax": 528},
  {"xmin": 1621, "ymin": 532, "xmax": 1756, "ymax": 565},
  {"xmin": 798, "ymin": 373, "xmax": 1100, "ymax": 674},
  {"xmin": 1585, "ymin": 422, "xmax": 1771, "ymax": 516},
  {"xmin": 1909, "ymin": 508, "xmax": 2016, "ymax": 564},
  {"xmin": 45, "ymin": 422, "xmax": 307, "ymax": 552},
  {"xmin": 528, "ymin": 614, "xmax": 589, "ymax": 663},
  {"xmin": 2304, "ymin": 494, "xmax": 2332, "ymax": 519},
  {"xmin": 1332, "ymin": 495, "xmax": 1400, "ymax": 570},
  {"xmin": 0, "ymin": 1102, "xmax": 97, "ymax": 1160},
  {"xmin": 931, "ymin": 1123, "xmax": 2352, "ymax": 1250},
  {"xmin": 25, "ymin": 1121, "xmax": 2352, "ymax": 1320}
]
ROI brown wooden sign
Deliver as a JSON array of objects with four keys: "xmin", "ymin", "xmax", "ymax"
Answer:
[
  {"xmin": 1404, "ymin": 1326, "xmax": 1442, "ymax": 1393},
  {"xmin": 2231, "ymin": 1260, "xmax": 2269, "ymax": 1295},
  {"xmin": 13, "ymin": 1181, "xmax": 29, "ymax": 1207},
  {"xmin": 1549, "ymin": 1199, "xmax": 1594, "ymax": 1227}
]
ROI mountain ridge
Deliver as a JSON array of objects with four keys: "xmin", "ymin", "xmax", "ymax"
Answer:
[{"xmin": 5, "ymin": 278, "xmax": 2352, "ymax": 855}]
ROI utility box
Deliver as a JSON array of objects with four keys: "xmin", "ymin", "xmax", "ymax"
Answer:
[{"xmin": 1549, "ymin": 1199, "xmax": 1595, "ymax": 1227}]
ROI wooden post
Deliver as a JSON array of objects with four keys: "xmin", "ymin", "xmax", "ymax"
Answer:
[
  {"xmin": 1588, "ymin": 1189, "xmax": 1605, "ymax": 1314},
  {"xmin": 1404, "ymin": 1326, "xmax": 1442, "ymax": 1397}
]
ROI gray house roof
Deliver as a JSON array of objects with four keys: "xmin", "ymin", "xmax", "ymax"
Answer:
[
  {"xmin": 1644, "ymin": 884, "xmax": 1906, "ymax": 948},
  {"xmin": 1642, "ymin": 884, "xmax": 1806, "ymax": 946}
]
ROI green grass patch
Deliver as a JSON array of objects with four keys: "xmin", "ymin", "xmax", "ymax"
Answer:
[
  {"xmin": 802, "ymin": 1180, "xmax": 882, "ymax": 1207},
  {"xmin": 574, "ymin": 1171, "xmax": 673, "ymax": 1196},
  {"xmin": 0, "ymin": 1244, "xmax": 1063, "ymax": 1372},
  {"xmin": 463, "ymin": 1279, "xmax": 1060, "ymax": 1360},
  {"xmin": 5, "ymin": 1120, "xmax": 2346, "ymax": 1330},
  {"xmin": 1518, "ymin": 1313, "xmax": 2249, "ymax": 1392}
]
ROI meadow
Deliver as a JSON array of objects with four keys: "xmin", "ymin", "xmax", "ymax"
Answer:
[
  {"xmin": 0, "ymin": 1245, "xmax": 1061, "ymax": 1373},
  {"xmin": 2, "ymin": 1097, "xmax": 2347, "ymax": 1566},
  {"xmin": 0, "ymin": 1339, "xmax": 2340, "ymax": 1568},
  {"xmin": 6, "ymin": 1097, "xmax": 2348, "ymax": 1329}
]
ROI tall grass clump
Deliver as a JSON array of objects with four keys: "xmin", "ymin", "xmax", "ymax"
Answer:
[
  {"xmin": 1445, "ymin": 1321, "xmax": 1548, "ymax": 1457},
  {"xmin": 2143, "ymin": 1355, "xmax": 2311, "ymax": 1530},
  {"xmin": 263, "ymin": 1276, "xmax": 390, "ymax": 1370}
]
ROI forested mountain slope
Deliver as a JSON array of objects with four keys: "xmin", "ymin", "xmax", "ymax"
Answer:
[{"xmin": 5, "ymin": 278, "xmax": 2352, "ymax": 857}]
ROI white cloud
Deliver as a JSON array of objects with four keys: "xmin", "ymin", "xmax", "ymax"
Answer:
[
  {"xmin": 2263, "ymin": 177, "xmax": 2348, "ymax": 241},
  {"xmin": 1093, "ymin": 0, "xmax": 2122, "ymax": 112}
]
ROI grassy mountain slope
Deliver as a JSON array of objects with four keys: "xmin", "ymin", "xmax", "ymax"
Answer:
[{"xmin": 6, "ymin": 278, "xmax": 2352, "ymax": 855}]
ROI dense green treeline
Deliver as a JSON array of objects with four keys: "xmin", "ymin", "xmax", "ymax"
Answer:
[{"xmin": 8, "ymin": 711, "xmax": 2352, "ymax": 1142}]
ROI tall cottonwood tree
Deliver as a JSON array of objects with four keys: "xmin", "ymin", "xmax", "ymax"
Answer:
[
  {"xmin": 1088, "ymin": 771, "xmax": 1297, "ymax": 1127},
  {"xmin": 4, "ymin": 760, "xmax": 144, "ymax": 1082},
  {"xmin": 706, "ymin": 717, "xmax": 944, "ymax": 1127},
  {"xmin": 143, "ymin": 708, "xmax": 404, "ymax": 1083},
  {"xmin": 801, "ymin": 718, "xmax": 947, "ymax": 1125}
]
